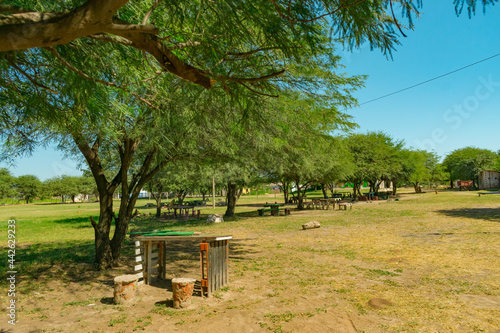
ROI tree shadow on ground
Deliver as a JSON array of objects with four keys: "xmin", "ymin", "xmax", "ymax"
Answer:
[
  {"xmin": 0, "ymin": 240, "xmax": 107, "ymax": 290},
  {"xmin": 50, "ymin": 216, "xmax": 97, "ymax": 228},
  {"xmin": 436, "ymin": 207, "xmax": 500, "ymax": 223}
]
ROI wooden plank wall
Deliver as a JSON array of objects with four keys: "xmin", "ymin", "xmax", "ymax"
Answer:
[
  {"xmin": 135, "ymin": 240, "xmax": 160, "ymax": 285},
  {"xmin": 205, "ymin": 240, "xmax": 229, "ymax": 297}
]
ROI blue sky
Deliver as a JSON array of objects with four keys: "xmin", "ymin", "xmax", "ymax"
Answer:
[
  {"xmin": 2, "ymin": 2, "xmax": 500, "ymax": 180},
  {"xmin": 340, "ymin": 2, "xmax": 500, "ymax": 159}
]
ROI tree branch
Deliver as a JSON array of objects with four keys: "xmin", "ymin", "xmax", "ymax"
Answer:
[
  {"xmin": 220, "ymin": 69, "xmax": 286, "ymax": 83},
  {"xmin": 167, "ymin": 41, "xmax": 202, "ymax": 50},
  {"xmin": 238, "ymin": 82, "xmax": 279, "ymax": 98},
  {"xmin": 6, "ymin": 58, "xmax": 58, "ymax": 94},
  {"xmin": 142, "ymin": 0, "xmax": 160, "ymax": 25}
]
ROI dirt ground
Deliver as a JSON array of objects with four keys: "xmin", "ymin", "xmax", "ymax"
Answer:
[{"xmin": 2, "ymin": 191, "xmax": 500, "ymax": 333}]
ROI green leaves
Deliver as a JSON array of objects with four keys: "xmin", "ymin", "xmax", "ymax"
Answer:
[{"xmin": 443, "ymin": 147, "xmax": 497, "ymax": 183}]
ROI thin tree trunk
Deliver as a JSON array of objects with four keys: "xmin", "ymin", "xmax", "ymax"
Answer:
[
  {"xmin": 224, "ymin": 181, "xmax": 239, "ymax": 217},
  {"xmin": 321, "ymin": 183, "xmax": 328, "ymax": 198},
  {"xmin": 391, "ymin": 179, "xmax": 398, "ymax": 195},
  {"xmin": 91, "ymin": 191, "xmax": 115, "ymax": 269},
  {"xmin": 352, "ymin": 181, "xmax": 358, "ymax": 200},
  {"xmin": 295, "ymin": 179, "xmax": 309, "ymax": 210},
  {"xmin": 279, "ymin": 180, "xmax": 290, "ymax": 204}
]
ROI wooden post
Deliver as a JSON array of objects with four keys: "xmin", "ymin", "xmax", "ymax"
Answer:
[{"xmin": 212, "ymin": 176, "xmax": 216, "ymax": 209}]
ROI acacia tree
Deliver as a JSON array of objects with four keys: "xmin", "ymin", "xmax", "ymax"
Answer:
[
  {"xmin": 343, "ymin": 132, "xmax": 400, "ymax": 199},
  {"xmin": 405, "ymin": 150, "xmax": 438, "ymax": 193},
  {"xmin": 0, "ymin": 168, "xmax": 15, "ymax": 200},
  {"xmin": 263, "ymin": 93, "xmax": 356, "ymax": 209},
  {"xmin": 0, "ymin": 0, "xmax": 427, "ymax": 92},
  {"xmin": 15, "ymin": 174, "xmax": 41, "ymax": 203},
  {"xmin": 443, "ymin": 147, "xmax": 497, "ymax": 189}
]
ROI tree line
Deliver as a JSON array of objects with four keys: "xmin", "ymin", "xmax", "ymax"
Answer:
[{"xmin": 0, "ymin": 171, "xmax": 96, "ymax": 204}]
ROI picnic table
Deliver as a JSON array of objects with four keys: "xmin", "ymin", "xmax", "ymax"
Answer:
[
  {"xmin": 259, "ymin": 202, "xmax": 283, "ymax": 216},
  {"xmin": 132, "ymin": 233, "xmax": 232, "ymax": 297}
]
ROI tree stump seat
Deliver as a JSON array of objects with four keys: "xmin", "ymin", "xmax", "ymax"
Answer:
[
  {"xmin": 171, "ymin": 278, "xmax": 196, "ymax": 309},
  {"xmin": 113, "ymin": 274, "xmax": 139, "ymax": 304}
]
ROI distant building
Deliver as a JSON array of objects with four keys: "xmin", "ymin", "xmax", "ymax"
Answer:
[{"xmin": 478, "ymin": 170, "xmax": 500, "ymax": 190}]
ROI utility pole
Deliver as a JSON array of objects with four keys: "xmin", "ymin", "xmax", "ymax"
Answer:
[{"xmin": 212, "ymin": 176, "xmax": 216, "ymax": 209}]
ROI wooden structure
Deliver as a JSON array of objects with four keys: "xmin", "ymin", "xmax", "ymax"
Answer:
[
  {"xmin": 133, "ymin": 235, "xmax": 231, "ymax": 297},
  {"xmin": 457, "ymin": 180, "xmax": 474, "ymax": 191},
  {"xmin": 479, "ymin": 170, "xmax": 500, "ymax": 190}
]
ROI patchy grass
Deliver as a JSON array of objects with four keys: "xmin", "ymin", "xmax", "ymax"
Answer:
[{"xmin": 1, "ymin": 190, "xmax": 499, "ymax": 332}]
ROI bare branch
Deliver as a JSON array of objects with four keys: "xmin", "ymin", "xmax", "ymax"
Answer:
[
  {"xmin": 142, "ymin": 0, "xmax": 160, "ymax": 25},
  {"xmin": 89, "ymin": 34, "xmax": 133, "ymax": 46},
  {"xmin": 167, "ymin": 41, "xmax": 202, "ymax": 50},
  {"xmin": 390, "ymin": 0, "xmax": 407, "ymax": 37},
  {"xmin": 238, "ymin": 82, "xmax": 279, "ymax": 98},
  {"xmin": 110, "ymin": 17, "xmax": 159, "ymax": 35}
]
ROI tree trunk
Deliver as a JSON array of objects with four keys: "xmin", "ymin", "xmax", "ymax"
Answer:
[
  {"xmin": 155, "ymin": 188, "xmax": 163, "ymax": 218},
  {"xmin": 329, "ymin": 183, "xmax": 336, "ymax": 197},
  {"xmin": 176, "ymin": 190, "xmax": 187, "ymax": 206},
  {"xmin": 294, "ymin": 180, "xmax": 309, "ymax": 210},
  {"xmin": 352, "ymin": 181, "xmax": 362, "ymax": 200},
  {"xmin": 321, "ymin": 183, "xmax": 328, "ymax": 198},
  {"xmin": 391, "ymin": 179, "xmax": 398, "ymax": 195},
  {"xmin": 224, "ymin": 181, "xmax": 239, "ymax": 217},
  {"xmin": 73, "ymin": 133, "xmax": 166, "ymax": 270},
  {"xmin": 91, "ymin": 192, "xmax": 116, "ymax": 269},
  {"xmin": 413, "ymin": 182, "xmax": 421, "ymax": 193},
  {"xmin": 279, "ymin": 180, "xmax": 290, "ymax": 204}
]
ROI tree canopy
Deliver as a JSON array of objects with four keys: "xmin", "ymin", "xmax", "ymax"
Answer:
[
  {"xmin": 443, "ymin": 147, "xmax": 497, "ymax": 188},
  {"xmin": 2, "ymin": 0, "xmax": 494, "ymax": 97}
]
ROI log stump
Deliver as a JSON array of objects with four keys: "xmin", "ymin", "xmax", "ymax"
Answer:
[
  {"xmin": 113, "ymin": 274, "xmax": 139, "ymax": 304},
  {"xmin": 172, "ymin": 278, "xmax": 196, "ymax": 309}
]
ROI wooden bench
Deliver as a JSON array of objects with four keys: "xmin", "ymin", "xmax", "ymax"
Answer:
[{"xmin": 338, "ymin": 202, "xmax": 352, "ymax": 210}]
